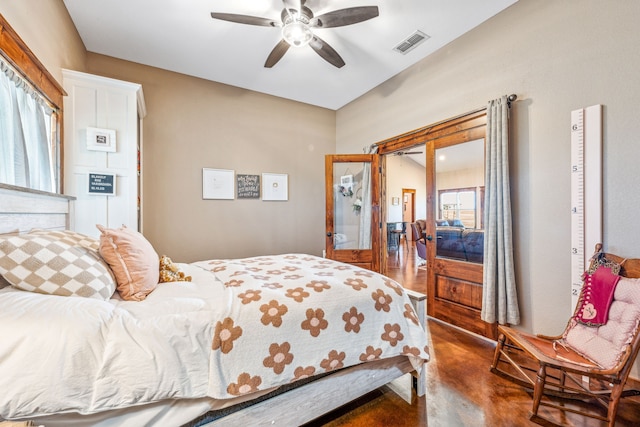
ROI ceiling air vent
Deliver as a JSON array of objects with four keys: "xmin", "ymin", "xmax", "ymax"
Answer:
[{"xmin": 393, "ymin": 30, "xmax": 430, "ymax": 55}]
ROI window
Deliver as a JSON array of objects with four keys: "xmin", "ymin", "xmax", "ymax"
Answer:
[
  {"xmin": 438, "ymin": 186, "xmax": 484, "ymax": 229},
  {"xmin": 0, "ymin": 14, "xmax": 65, "ymax": 194},
  {"xmin": 0, "ymin": 59, "xmax": 59, "ymax": 192}
]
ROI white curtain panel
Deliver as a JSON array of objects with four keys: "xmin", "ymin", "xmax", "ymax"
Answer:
[
  {"xmin": 0, "ymin": 59, "xmax": 54, "ymax": 192},
  {"xmin": 482, "ymin": 96, "xmax": 520, "ymax": 325},
  {"xmin": 358, "ymin": 145, "xmax": 378, "ymax": 249}
]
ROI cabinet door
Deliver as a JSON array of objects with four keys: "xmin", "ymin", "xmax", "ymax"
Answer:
[{"xmin": 63, "ymin": 70, "xmax": 143, "ymax": 237}]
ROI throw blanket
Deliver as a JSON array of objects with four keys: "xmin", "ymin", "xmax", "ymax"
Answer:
[
  {"xmin": 576, "ymin": 265, "xmax": 621, "ymax": 326},
  {"xmin": 193, "ymin": 254, "xmax": 429, "ymax": 398}
]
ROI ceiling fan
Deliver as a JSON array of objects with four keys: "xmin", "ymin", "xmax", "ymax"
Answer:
[{"xmin": 211, "ymin": 0, "xmax": 379, "ymax": 68}]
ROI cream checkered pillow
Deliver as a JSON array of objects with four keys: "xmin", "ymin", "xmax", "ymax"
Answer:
[
  {"xmin": 28, "ymin": 229, "xmax": 100, "ymax": 251},
  {"xmin": 0, "ymin": 231, "xmax": 116, "ymax": 300}
]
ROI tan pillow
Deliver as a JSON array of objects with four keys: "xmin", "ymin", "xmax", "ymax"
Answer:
[
  {"xmin": 29, "ymin": 229, "xmax": 100, "ymax": 251},
  {"xmin": 97, "ymin": 224, "xmax": 159, "ymax": 301},
  {"xmin": 0, "ymin": 231, "xmax": 116, "ymax": 300}
]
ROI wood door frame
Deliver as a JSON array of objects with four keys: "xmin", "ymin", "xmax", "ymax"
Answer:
[
  {"xmin": 325, "ymin": 154, "xmax": 381, "ymax": 272},
  {"xmin": 401, "ymin": 188, "xmax": 416, "ymax": 227}
]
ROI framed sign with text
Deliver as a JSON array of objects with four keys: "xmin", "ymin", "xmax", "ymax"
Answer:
[{"xmin": 88, "ymin": 172, "xmax": 116, "ymax": 196}]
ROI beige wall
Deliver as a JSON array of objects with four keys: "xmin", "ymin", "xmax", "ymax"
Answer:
[
  {"xmin": 0, "ymin": 0, "xmax": 86, "ymax": 83},
  {"xmin": 85, "ymin": 54, "xmax": 335, "ymax": 262},
  {"xmin": 386, "ymin": 156, "xmax": 426, "ymax": 222},
  {"xmin": 337, "ymin": 0, "xmax": 640, "ymax": 338}
]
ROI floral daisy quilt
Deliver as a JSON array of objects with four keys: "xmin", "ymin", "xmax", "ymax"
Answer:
[{"xmin": 192, "ymin": 253, "xmax": 430, "ymax": 399}]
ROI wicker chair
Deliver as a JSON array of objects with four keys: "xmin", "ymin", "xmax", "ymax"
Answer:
[{"xmin": 490, "ymin": 244, "xmax": 640, "ymax": 426}]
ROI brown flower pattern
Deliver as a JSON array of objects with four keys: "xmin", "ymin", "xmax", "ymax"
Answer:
[
  {"xmin": 402, "ymin": 345, "xmax": 421, "ymax": 357},
  {"xmin": 354, "ymin": 270, "xmax": 374, "ymax": 277},
  {"xmin": 263, "ymin": 342, "xmax": 294, "ymax": 374},
  {"xmin": 381, "ymin": 323, "xmax": 404, "ymax": 347},
  {"xmin": 238, "ymin": 289, "xmax": 261, "ymax": 304},
  {"xmin": 284, "ymin": 274, "xmax": 304, "ymax": 280},
  {"xmin": 260, "ymin": 300, "xmax": 288, "ymax": 327},
  {"xmin": 267, "ymin": 270, "xmax": 285, "ymax": 275},
  {"xmin": 372, "ymin": 289, "xmax": 392, "ymax": 312},
  {"xmin": 342, "ymin": 306, "xmax": 364, "ymax": 333},
  {"xmin": 262, "ymin": 282, "xmax": 283, "ymax": 289},
  {"xmin": 344, "ymin": 277, "xmax": 367, "ymax": 291},
  {"xmin": 384, "ymin": 279, "xmax": 404, "ymax": 296},
  {"xmin": 212, "ymin": 317, "xmax": 243, "ymax": 353},
  {"xmin": 403, "ymin": 303, "xmax": 419, "ymax": 325},
  {"xmin": 292, "ymin": 366, "xmax": 316, "ymax": 381},
  {"xmin": 286, "ymin": 287, "xmax": 310, "ymax": 302},
  {"xmin": 227, "ymin": 372, "xmax": 262, "ymax": 396},
  {"xmin": 320, "ymin": 350, "xmax": 346, "ymax": 372},
  {"xmin": 224, "ymin": 279, "xmax": 244, "ymax": 287},
  {"xmin": 306, "ymin": 280, "xmax": 330, "ymax": 292},
  {"xmin": 230, "ymin": 270, "xmax": 247, "ymax": 277},
  {"xmin": 359, "ymin": 346, "xmax": 383, "ymax": 362},
  {"xmin": 301, "ymin": 308, "xmax": 328, "ymax": 337},
  {"xmin": 334, "ymin": 264, "xmax": 351, "ymax": 271}
]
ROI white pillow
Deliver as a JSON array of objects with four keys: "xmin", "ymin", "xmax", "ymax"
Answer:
[{"xmin": 0, "ymin": 230, "xmax": 116, "ymax": 300}]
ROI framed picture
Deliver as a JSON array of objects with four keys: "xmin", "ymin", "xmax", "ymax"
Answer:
[
  {"xmin": 86, "ymin": 127, "xmax": 116, "ymax": 152},
  {"xmin": 392, "ymin": 197, "xmax": 400, "ymax": 205},
  {"xmin": 88, "ymin": 172, "xmax": 116, "ymax": 196},
  {"xmin": 262, "ymin": 173, "xmax": 288, "ymax": 201},
  {"xmin": 203, "ymin": 168, "xmax": 235, "ymax": 200},
  {"xmin": 237, "ymin": 174, "xmax": 260, "ymax": 199}
]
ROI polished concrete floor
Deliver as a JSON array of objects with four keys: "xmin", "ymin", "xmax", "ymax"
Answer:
[{"xmin": 304, "ymin": 239, "xmax": 640, "ymax": 427}]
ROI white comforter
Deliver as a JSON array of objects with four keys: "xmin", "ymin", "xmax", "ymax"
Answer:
[{"xmin": 0, "ymin": 254, "xmax": 429, "ymax": 419}]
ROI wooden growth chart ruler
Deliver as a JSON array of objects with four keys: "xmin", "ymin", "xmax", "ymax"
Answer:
[{"xmin": 570, "ymin": 105, "xmax": 602, "ymax": 309}]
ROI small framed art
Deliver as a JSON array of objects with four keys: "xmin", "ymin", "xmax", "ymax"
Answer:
[
  {"xmin": 86, "ymin": 127, "xmax": 116, "ymax": 152},
  {"xmin": 262, "ymin": 173, "xmax": 288, "ymax": 201},
  {"xmin": 203, "ymin": 168, "xmax": 235, "ymax": 200}
]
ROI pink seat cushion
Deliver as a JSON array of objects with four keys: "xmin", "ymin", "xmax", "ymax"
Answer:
[{"xmin": 564, "ymin": 276, "xmax": 640, "ymax": 370}]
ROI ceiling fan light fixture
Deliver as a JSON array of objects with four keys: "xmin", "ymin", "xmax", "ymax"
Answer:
[{"xmin": 282, "ymin": 21, "xmax": 313, "ymax": 47}]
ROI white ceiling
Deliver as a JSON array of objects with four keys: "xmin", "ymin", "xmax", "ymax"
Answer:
[{"xmin": 63, "ymin": 0, "xmax": 517, "ymax": 110}]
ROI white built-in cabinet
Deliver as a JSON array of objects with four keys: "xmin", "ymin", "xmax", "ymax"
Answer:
[{"xmin": 62, "ymin": 70, "xmax": 146, "ymax": 238}]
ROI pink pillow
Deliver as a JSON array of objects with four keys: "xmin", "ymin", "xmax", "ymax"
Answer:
[{"xmin": 97, "ymin": 225, "xmax": 159, "ymax": 301}]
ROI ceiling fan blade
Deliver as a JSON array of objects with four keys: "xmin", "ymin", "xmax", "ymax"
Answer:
[
  {"xmin": 211, "ymin": 12, "xmax": 279, "ymax": 27},
  {"xmin": 264, "ymin": 40, "xmax": 291, "ymax": 68},
  {"xmin": 309, "ymin": 35, "xmax": 345, "ymax": 68},
  {"xmin": 311, "ymin": 6, "xmax": 379, "ymax": 28}
]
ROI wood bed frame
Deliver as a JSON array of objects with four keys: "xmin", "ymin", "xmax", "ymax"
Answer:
[{"xmin": 0, "ymin": 183, "xmax": 427, "ymax": 426}]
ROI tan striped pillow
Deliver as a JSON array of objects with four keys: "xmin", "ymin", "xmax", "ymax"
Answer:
[{"xmin": 0, "ymin": 231, "xmax": 116, "ymax": 300}]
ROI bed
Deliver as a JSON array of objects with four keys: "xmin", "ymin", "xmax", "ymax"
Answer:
[{"xmin": 0, "ymin": 184, "xmax": 429, "ymax": 427}]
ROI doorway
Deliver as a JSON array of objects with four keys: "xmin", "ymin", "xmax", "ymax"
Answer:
[
  {"xmin": 402, "ymin": 189, "xmax": 415, "ymax": 227},
  {"xmin": 375, "ymin": 109, "xmax": 497, "ymax": 339}
]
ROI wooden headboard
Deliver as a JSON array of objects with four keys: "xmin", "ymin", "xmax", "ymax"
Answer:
[{"xmin": 0, "ymin": 184, "xmax": 75, "ymax": 234}]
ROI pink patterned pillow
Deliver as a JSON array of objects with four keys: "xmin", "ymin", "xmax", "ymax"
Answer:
[{"xmin": 564, "ymin": 276, "xmax": 640, "ymax": 369}]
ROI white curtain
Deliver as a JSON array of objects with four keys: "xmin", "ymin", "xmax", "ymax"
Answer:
[
  {"xmin": 0, "ymin": 59, "xmax": 54, "ymax": 192},
  {"xmin": 358, "ymin": 145, "xmax": 378, "ymax": 249},
  {"xmin": 482, "ymin": 95, "xmax": 520, "ymax": 325}
]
